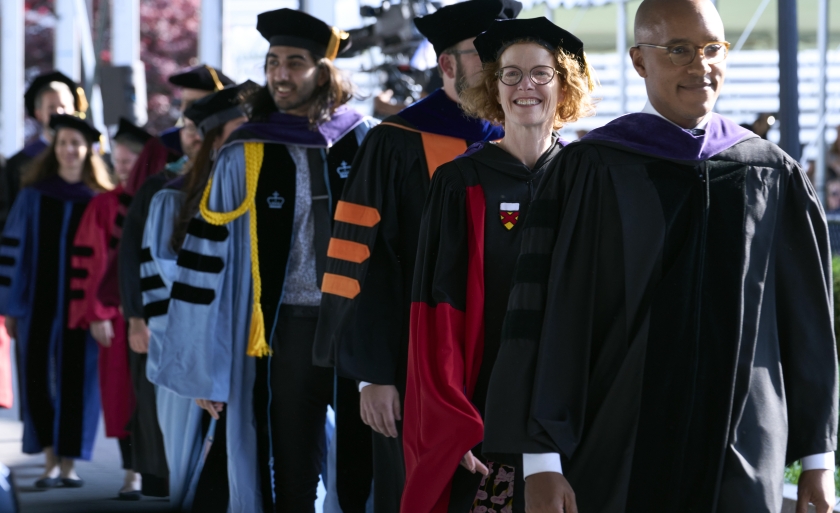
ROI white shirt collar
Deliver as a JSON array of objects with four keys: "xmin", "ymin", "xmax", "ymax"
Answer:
[{"xmin": 641, "ymin": 101, "xmax": 712, "ymax": 130}]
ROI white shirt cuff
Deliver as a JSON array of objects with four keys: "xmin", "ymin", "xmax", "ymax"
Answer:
[
  {"xmin": 358, "ymin": 381, "xmax": 372, "ymax": 392},
  {"xmin": 801, "ymin": 452, "xmax": 835, "ymax": 471},
  {"xmin": 522, "ymin": 453, "xmax": 563, "ymax": 479}
]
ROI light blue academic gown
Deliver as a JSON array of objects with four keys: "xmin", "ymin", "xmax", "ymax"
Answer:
[{"xmin": 141, "ymin": 188, "xmax": 207, "ymax": 511}]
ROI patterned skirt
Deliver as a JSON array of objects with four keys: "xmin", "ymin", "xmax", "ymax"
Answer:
[{"xmin": 470, "ymin": 461, "xmax": 515, "ymax": 513}]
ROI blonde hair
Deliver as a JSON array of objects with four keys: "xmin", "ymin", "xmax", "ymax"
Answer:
[
  {"xmin": 22, "ymin": 129, "xmax": 113, "ymax": 192},
  {"xmin": 460, "ymin": 40, "xmax": 596, "ymax": 130}
]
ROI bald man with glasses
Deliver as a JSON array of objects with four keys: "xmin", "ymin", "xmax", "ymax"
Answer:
[{"xmin": 481, "ymin": 1, "xmax": 838, "ymax": 512}]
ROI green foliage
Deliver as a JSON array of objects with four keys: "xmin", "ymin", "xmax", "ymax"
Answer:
[{"xmin": 783, "ymin": 461, "xmax": 840, "ymax": 491}]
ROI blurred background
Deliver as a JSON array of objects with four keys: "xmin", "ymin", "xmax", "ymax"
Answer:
[{"xmin": 1, "ymin": 0, "xmax": 839, "ymax": 191}]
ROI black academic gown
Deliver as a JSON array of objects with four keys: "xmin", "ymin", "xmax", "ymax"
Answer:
[
  {"xmin": 119, "ymin": 167, "xmax": 180, "ymax": 491},
  {"xmin": 483, "ymin": 114, "xmax": 839, "ymax": 513},
  {"xmin": 1, "ymin": 139, "xmax": 48, "ymax": 232},
  {"xmin": 402, "ymin": 140, "xmax": 563, "ymax": 513},
  {"xmin": 313, "ymin": 89, "xmax": 504, "ymax": 512}
]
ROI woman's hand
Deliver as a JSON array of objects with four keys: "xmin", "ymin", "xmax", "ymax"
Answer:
[
  {"xmin": 90, "ymin": 320, "xmax": 114, "ymax": 347},
  {"xmin": 460, "ymin": 450, "xmax": 489, "ymax": 476},
  {"xmin": 128, "ymin": 317, "xmax": 150, "ymax": 354},
  {"xmin": 4, "ymin": 317, "xmax": 17, "ymax": 340},
  {"xmin": 195, "ymin": 399, "xmax": 225, "ymax": 420}
]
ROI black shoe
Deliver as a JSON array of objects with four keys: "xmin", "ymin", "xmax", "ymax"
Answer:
[
  {"xmin": 34, "ymin": 476, "xmax": 60, "ymax": 488},
  {"xmin": 118, "ymin": 489, "xmax": 142, "ymax": 501},
  {"xmin": 61, "ymin": 477, "xmax": 84, "ymax": 488}
]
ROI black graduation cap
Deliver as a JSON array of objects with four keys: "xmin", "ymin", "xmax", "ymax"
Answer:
[
  {"xmin": 257, "ymin": 8, "xmax": 351, "ymax": 61},
  {"xmin": 113, "ymin": 118, "xmax": 153, "ymax": 146},
  {"xmin": 184, "ymin": 81, "xmax": 258, "ymax": 137},
  {"xmin": 168, "ymin": 65, "xmax": 234, "ymax": 92},
  {"xmin": 474, "ymin": 17, "xmax": 583, "ymax": 64},
  {"xmin": 414, "ymin": 0, "xmax": 523, "ymax": 57},
  {"xmin": 474, "ymin": 18, "xmax": 595, "ymax": 91},
  {"xmin": 24, "ymin": 71, "xmax": 88, "ymax": 118},
  {"xmin": 49, "ymin": 114, "xmax": 101, "ymax": 143}
]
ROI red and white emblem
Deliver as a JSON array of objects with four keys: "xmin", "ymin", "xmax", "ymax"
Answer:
[{"xmin": 500, "ymin": 202, "xmax": 520, "ymax": 230}]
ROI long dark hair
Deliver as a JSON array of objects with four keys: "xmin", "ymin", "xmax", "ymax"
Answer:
[
  {"xmin": 170, "ymin": 124, "xmax": 225, "ymax": 252},
  {"xmin": 22, "ymin": 131, "xmax": 112, "ymax": 191},
  {"xmin": 242, "ymin": 56, "xmax": 357, "ymax": 126}
]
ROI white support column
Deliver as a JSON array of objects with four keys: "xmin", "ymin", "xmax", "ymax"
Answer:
[
  {"xmin": 112, "ymin": 0, "xmax": 140, "ymax": 66},
  {"xmin": 54, "ymin": 0, "xmax": 81, "ymax": 81},
  {"xmin": 616, "ymin": 0, "xmax": 627, "ymax": 115},
  {"xmin": 1, "ymin": 0, "xmax": 25, "ymax": 156},
  {"xmin": 815, "ymin": 0, "xmax": 829, "ymax": 202},
  {"xmin": 200, "ymin": 0, "xmax": 223, "ymax": 68}
]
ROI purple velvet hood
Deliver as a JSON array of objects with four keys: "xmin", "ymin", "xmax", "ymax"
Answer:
[
  {"xmin": 582, "ymin": 113, "xmax": 757, "ymax": 161},
  {"xmin": 221, "ymin": 105, "xmax": 366, "ymax": 150}
]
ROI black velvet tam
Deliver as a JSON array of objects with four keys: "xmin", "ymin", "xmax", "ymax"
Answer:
[
  {"xmin": 168, "ymin": 65, "xmax": 234, "ymax": 91},
  {"xmin": 414, "ymin": 0, "xmax": 522, "ymax": 56},
  {"xmin": 473, "ymin": 16, "xmax": 584, "ymax": 65},
  {"xmin": 24, "ymin": 71, "xmax": 86, "ymax": 118},
  {"xmin": 49, "ymin": 114, "xmax": 101, "ymax": 143},
  {"xmin": 257, "ymin": 8, "xmax": 351, "ymax": 59},
  {"xmin": 114, "ymin": 118, "xmax": 152, "ymax": 146},
  {"xmin": 184, "ymin": 81, "xmax": 258, "ymax": 136}
]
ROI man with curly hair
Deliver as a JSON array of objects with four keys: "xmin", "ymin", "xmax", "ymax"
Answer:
[{"xmin": 158, "ymin": 9, "xmax": 375, "ymax": 513}]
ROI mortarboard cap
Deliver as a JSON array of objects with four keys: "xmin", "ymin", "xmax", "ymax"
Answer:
[
  {"xmin": 168, "ymin": 65, "xmax": 234, "ymax": 92},
  {"xmin": 49, "ymin": 114, "xmax": 101, "ymax": 143},
  {"xmin": 24, "ymin": 71, "xmax": 88, "ymax": 118},
  {"xmin": 113, "ymin": 117, "xmax": 153, "ymax": 146},
  {"xmin": 184, "ymin": 80, "xmax": 258, "ymax": 137},
  {"xmin": 257, "ymin": 8, "xmax": 351, "ymax": 61},
  {"xmin": 474, "ymin": 17, "xmax": 595, "ymax": 90},
  {"xmin": 414, "ymin": 0, "xmax": 523, "ymax": 57}
]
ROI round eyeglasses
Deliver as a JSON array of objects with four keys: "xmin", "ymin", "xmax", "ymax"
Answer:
[
  {"xmin": 496, "ymin": 65, "xmax": 559, "ymax": 86},
  {"xmin": 634, "ymin": 41, "xmax": 730, "ymax": 67}
]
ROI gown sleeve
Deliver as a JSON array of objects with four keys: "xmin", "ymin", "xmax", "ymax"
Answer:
[
  {"xmin": 314, "ymin": 125, "xmax": 423, "ymax": 384},
  {"xmin": 140, "ymin": 189, "xmax": 183, "ymax": 385},
  {"xmin": 119, "ymin": 178, "xmax": 161, "ymax": 319},
  {"xmin": 159, "ymin": 145, "xmax": 249, "ymax": 402},
  {"xmin": 68, "ymin": 194, "xmax": 119, "ymax": 329},
  {"xmin": 401, "ymin": 162, "xmax": 485, "ymax": 513},
  {"xmin": 0, "ymin": 189, "xmax": 37, "ymax": 317},
  {"xmin": 775, "ymin": 161, "xmax": 838, "ymax": 462}
]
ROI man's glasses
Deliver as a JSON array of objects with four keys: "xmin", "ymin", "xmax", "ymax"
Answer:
[
  {"xmin": 496, "ymin": 65, "xmax": 559, "ymax": 86},
  {"xmin": 634, "ymin": 41, "xmax": 730, "ymax": 67}
]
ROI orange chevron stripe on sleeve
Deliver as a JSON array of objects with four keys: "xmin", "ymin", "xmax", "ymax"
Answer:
[
  {"xmin": 321, "ymin": 273, "xmax": 361, "ymax": 299},
  {"xmin": 327, "ymin": 238, "xmax": 371, "ymax": 264},
  {"xmin": 334, "ymin": 201, "xmax": 381, "ymax": 227}
]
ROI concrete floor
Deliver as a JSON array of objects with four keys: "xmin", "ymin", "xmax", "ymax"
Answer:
[
  {"xmin": 0, "ymin": 338, "xmax": 330, "ymax": 513},
  {"xmin": 0, "ymin": 352, "xmax": 173, "ymax": 513}
]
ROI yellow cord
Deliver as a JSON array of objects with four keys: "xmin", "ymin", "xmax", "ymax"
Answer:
[{"xmin": 199, "ymin": 142, "xmax": 272, "ymax": 357}]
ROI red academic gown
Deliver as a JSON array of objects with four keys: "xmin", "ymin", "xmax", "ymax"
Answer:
[{"xmin": 68, "ymin": 185, "xmax": 135, "ymax": 438}]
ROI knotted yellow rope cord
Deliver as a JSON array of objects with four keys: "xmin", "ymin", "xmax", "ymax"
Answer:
[{"xmin": 200, "ymin": 142, "xmax": 272, "ymax": 357}]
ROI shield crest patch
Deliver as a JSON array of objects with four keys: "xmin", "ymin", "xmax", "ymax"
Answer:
[{"xmin": 500, "ymin": 202, "xmax": 520, "ymax": 230}]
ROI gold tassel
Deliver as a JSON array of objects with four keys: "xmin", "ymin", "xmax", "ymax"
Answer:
[
  {"xmin": 205, "ymin": 65, "xmax": 225, "ymax": 92},
  {"xmin": 76, "ymin": 87, "xmax": 89, "ymax": 118},
  {"xmin": 200, "ymin": 142, "xmax": 272, "ymax": 358},
  {"xmin": 325, "ymin": 26, "xmax": 350, "ymax": 61},
  {"xmin": 582, "ymin": 52, "xmax": 598, "ymax": 92}
]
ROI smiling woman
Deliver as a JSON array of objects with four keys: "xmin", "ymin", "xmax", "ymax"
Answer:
[
  {"xmin": 399, "ymin": 16, "xmax": 597, "ymax": 513},
  {"xmin": 461, "ymin": 18, "xmax": 595, "ymax": 134}
]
